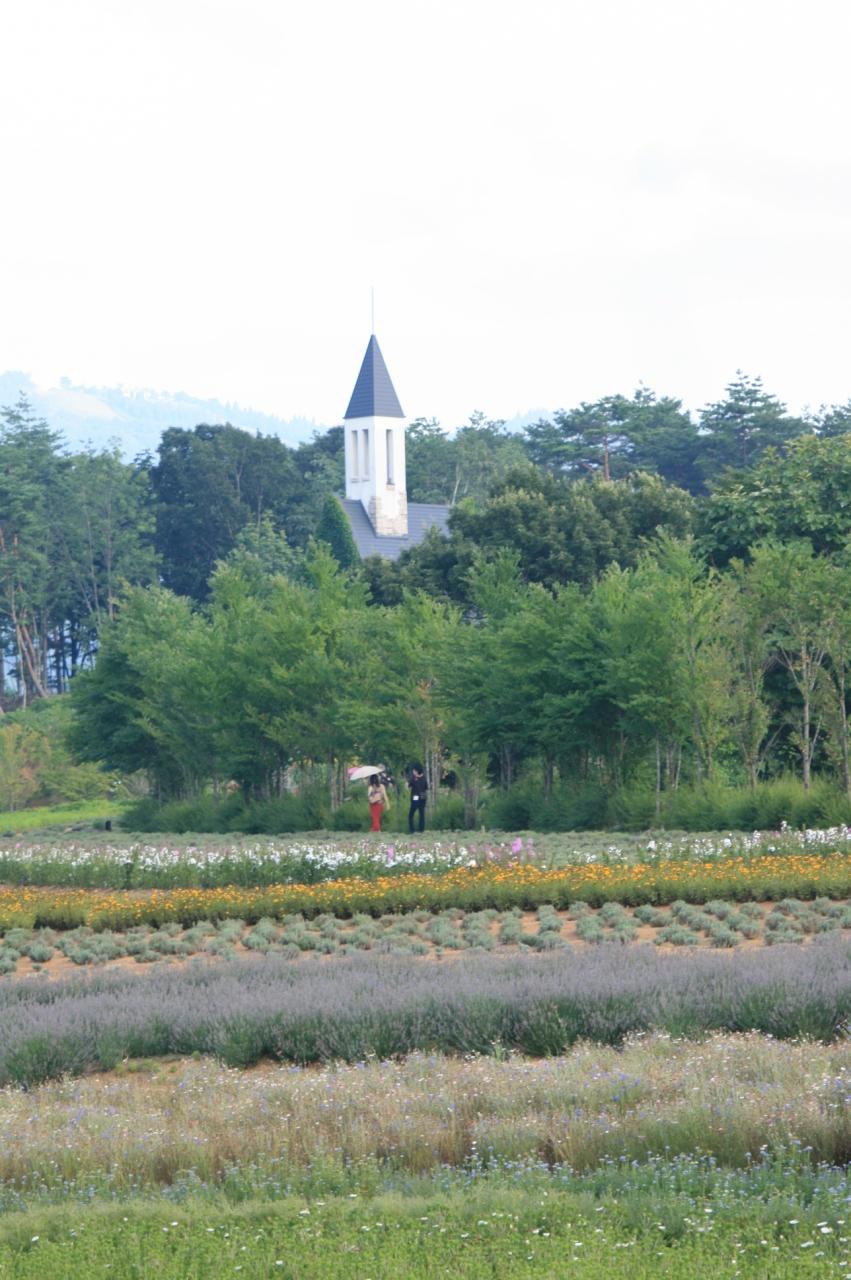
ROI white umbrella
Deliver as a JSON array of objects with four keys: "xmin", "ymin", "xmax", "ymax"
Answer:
[{"xmin": 347, "ymin": 765, "xmax": 385, "ymax": 782}]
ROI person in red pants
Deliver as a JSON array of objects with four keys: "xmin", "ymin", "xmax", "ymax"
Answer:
[{"xmin": 368, "ymin": 774, "xmax": 389, "ymax": 832}]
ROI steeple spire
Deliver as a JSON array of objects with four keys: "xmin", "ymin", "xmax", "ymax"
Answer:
[{"xmin": 344, "ymin": 335, "xmax": 404, "ymax": 420}]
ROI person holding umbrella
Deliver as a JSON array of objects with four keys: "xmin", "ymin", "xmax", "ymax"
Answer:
[
  {"xmin": 347, "ymin": 766, "xmax": 390, "ymax": 833},
  {"xmin": 367, "ymin": 774, "xmax": 389, "ymax": 832}
]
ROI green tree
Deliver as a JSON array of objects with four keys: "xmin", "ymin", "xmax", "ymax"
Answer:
[
  {"xmin": 213, "ymin": 513, "xmax": 296, "ymax": 594},
  {"xmin": 449, "ymin": 413, "xmax": 527, "ymax": 504},
  {"xmin": 524, "ymin": 397, "xmax": 635, "ymax": 481},
  {"xmin": 808, "ymin": 401, "xmax": 851, "ymax": 437},
  {"xmin": 430, "ymin": 468, "xmax": 694, "ymax": 600},
  {"xmin": 405, "ymin": 418, "xmax": 455, "ymax": 503},
  {"xmin": 150, "ymin": 424, "xmax": 320, "ymax": 600},
  {"xmin": 315, "ymin": 496, "xmax": 360, "ymax": 569},
  {"xmin": 68, "ymin": 586, "xmax": 211, "ymax": 798},
  {"xmin": 697, "ymin": 372, "xmax": 805, "ymax": 479},
  {"xmin": 294, "ymin": 426, "xmax": 344, "ymax": 496},
  {"xmin": 720, "ymin": 560, "xmax": 776, "ymax": 790},
  {"xmin": 0, "ymin": 397, "xmax": 67, "ymax": 702},
  {"xmin": 620, "ymin": 388, "xmax": 703, "ymax": 493},
  {"xmin": 50, "ymin": 447, "xmax": 158, "ymax": 687},
  {"xmin": 815, "ymin": 556, "xmax": 851, "ymax": 798},
  {"xmin": 701, "ymin": 434, "xmax": 851, "ymax": 564},
  {"xmin": 0, "ymin": 722, "xmax": 48, "ymax": 810},
  {"xmin": 749, "ymin": 542, "xmax": 832, "ymax": 790}
]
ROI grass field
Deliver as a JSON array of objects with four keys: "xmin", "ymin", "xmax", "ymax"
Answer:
[
  {"xmin": 2, "ymin": 1037, "xmax": 850, "ymax": 1192},
  {"xmin": 2, "ymin": 1039, "xmax": 851, "ymax": 1277},
  {"xmin": 0, "ymin": 800, "xmax": 125, "ymax": 836},
  {"xmin": 1, "ymin": 1185, "xmax": 845, "ymax": 1279}
]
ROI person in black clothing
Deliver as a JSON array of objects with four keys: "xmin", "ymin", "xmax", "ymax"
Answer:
[{"xmin": 408, "ymin": 764, "xmax": 427, "ymax": 833}]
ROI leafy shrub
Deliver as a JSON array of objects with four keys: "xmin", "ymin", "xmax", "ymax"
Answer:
[
  {"xmin": 575, "ymin": 916, "xmax": 604, "ymax": 943},
  {"xmin": 655, "ymin": 925, "xmax": 701, "ymax": 946},
  {"xmin": 708, "ymin": 924, "xmax": 739, "ymax": 948}
]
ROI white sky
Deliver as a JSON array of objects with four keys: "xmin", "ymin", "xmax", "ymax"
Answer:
[{"xmin": 3, "ymin": 0, "xmax": 851, "ymax": 430}]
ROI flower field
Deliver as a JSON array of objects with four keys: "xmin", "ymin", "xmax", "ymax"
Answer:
[
  {"xmin": 2, "ymin": 823, "xmax": 851, "ymax": 889},
  {"xmin": 3, "ymin": 830, "xmax": 851, "ymax": 1277},
  {"xmin": 4, "ymin": 944, "xmax": 851, "ymax": 1086},
  {"xmin": 2, "ymin": 1036, "xmax": 851, "ymax": 1276},
  {"xmin": 3, "ymin": 850, "xmax": 851, "ymax": 932}
]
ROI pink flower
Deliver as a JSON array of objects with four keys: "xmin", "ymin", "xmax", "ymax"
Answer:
[
  {"xmin": 385, "ymin": 845, "xmax": 396, "ymax": 864},
  {"xmin": 511, "ymin": 838, "xmax": 523, "ymax": 855}
]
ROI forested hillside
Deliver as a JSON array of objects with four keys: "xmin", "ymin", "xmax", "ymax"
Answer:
[
  {"xmin": 0, "ymin": 371, "xmax": 318, "ymax": 455},
  {"xmin": 6, "ymin": 373, "xmax": 851, "ymax": 828}
]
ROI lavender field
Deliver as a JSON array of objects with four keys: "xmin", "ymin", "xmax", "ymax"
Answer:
[
  {"xmin": 3, "ymin": 829, "xmax": 851, "ymax": 1277},
  {"xmin": 3, "ymin": 943, "xmax": 851, "ymax": 1086}
]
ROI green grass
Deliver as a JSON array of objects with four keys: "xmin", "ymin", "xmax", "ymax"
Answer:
[
  {"xmin": 0, "ymin": 1184, "xmax": 845, "ymax": 1279},
  {"xmin": 0, "ymin": 800, "xmax": 126, "ymax": 835}
]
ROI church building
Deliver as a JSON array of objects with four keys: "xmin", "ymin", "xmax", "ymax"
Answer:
[{"xmin": 339, "ymin": 335, "xmax": 450, "ymax": 560}]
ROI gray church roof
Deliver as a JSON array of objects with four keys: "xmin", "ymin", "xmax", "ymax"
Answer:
[
  {"xmin": 340, "ymin": 498, "xmax": 451, "ymax": 561},
  {"xmin": 344, "ymin": 335, "xmax": 405, "ymax": 420}
]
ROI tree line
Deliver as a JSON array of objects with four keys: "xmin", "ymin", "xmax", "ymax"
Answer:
[
  {"xmin": 6, "ymin": 370, "xmax": 851, "ymax": 822},
  {"xmin": 68, "ymin": 518, "xmax": 851, "ymax": 823}
]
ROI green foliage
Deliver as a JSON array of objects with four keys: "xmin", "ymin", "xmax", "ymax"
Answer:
[
  {"xmin": 0, "ymin": 700, "xmax": 112, "ymax": 811},
  {"xmin": 701, "ymin": 433, "xmax": 851, "ymax": 563},
  {"xmin": 0, "ymin": 1180, "xmax": 844, "ymax": 1279},
  {"xmin": 400, "ymin": 466, "xmax": 696, "ymax": 602},
  {"xmin": 149, "ymin": 423, "xmax": 324, "ymax": 600},
  {"xmin": 525, "ymin": 388, "xmax": 702, "ymax": 491},
  {"xmin": 314, "ymin": 495, "xmax": 360, "ymax": 569},
  {"xmin": 406, "ymin": 412, "xmax": 527, "ymax": 504},
  {"xmin": 697, "ymin": 371, "xmax": 805, "ymax": 478}
]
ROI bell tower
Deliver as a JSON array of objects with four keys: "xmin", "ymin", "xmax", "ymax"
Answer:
[{"xmin": 343, "ymin": 334, "xmax": 408, "ymax": 536}]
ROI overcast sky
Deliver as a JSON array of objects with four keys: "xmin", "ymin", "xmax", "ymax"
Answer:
[{"xmin": 3, "ymin": 0, "xmax": 851, "ymax": 431}]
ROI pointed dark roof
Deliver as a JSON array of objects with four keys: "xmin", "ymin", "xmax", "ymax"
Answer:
[{"xmin": 344, "ymin": 334, "xmax": 404, "ymax": 419}]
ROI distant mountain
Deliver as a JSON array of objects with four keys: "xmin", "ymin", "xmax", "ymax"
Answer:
[
  {"xmin": 502, "ymin": 408, "xmax": 549, "ymax": 433},
  {"xmin": 0, "ymin": 372, "xmax": 325, "ymax": 457}
]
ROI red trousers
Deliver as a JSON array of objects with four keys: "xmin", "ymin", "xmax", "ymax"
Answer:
[{"xmin": 370, "ymin": 801, "xmax": 383, "ymax": 832}]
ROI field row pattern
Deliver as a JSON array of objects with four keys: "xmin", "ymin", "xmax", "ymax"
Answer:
[
  {"xmin": 4, "ymin": 853, "xmax": 851, "ymax": 930},
  {"xmin": 3, "ymin": 943, "xmax": 851, "ymax": 1084},
  {"xmin": 2, "ymin": 898, "xmax": 851, "ymax": 973}
]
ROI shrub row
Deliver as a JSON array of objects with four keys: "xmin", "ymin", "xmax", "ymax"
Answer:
[
  {"xmin": 124, "ymin": 791, "xmax": 468, "ymax": 834},
  {"xmin": 3, "ymin": 942, "xmax": 851, "ymax": 1085},
  {"xmin": 489, "ymin": 775, "xmax": 851, "ymax": 832},
  {"xmin": 3, "ymin": 852, "xmax": 851, "ymax": 931},
  {"xmin": 125, "ymin": 775, "xmax": 851, "ymax": 835}
]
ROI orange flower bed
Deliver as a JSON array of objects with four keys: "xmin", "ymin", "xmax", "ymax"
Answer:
[{"xmin": 2, "ymin": 852, "xmax": 851, "ymax": 932}]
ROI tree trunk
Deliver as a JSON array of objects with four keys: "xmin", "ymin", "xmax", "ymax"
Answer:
[
  {"xmin": 543, "ymin": 758, "xmax": 554, "ymax": 801},
  {"xmin": 462, "ymin": 756, "xmax": 480, "ymax": 828},
  {"xmin": 425, "ymin": 747, "xmax": 441, "ymax": 813},
  {"xmin": 328, "ymin": 755, "xmax": 340, "ymax": 812},
  {"xmin": 839, "ymin": 669, "xmax": 851, "ymax": 801},
  {"xmin": 655, "ymin": 736, "xmax": 662, "ymax": 823}
]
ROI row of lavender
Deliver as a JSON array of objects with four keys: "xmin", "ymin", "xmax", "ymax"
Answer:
[{"xmin": 2, "ymin": 941, "xmax": 851, "ymax": 1086}]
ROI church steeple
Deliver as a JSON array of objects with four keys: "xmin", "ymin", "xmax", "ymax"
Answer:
[
  {"xmin": 344, "ymin": 335, "xmax": 404, "ymax": 420},
  {"xmin": 343, "ymin": 334, "xmax": 408, "ymax": 537}
]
